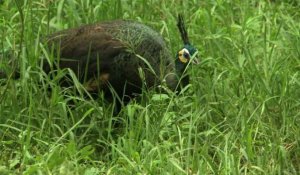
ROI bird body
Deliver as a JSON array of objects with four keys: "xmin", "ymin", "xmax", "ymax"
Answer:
[
  {"xmin": 1, "ymin": 16, "xmax": 197, "ymax": 109},
  {"xmin": 44, "ymin": 20, "xmax": 179, "ymax": 101}
]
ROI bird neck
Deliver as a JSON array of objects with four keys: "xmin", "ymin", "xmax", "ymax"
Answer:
[{"xmin": 175, "ymin": 59, "xmax": 189, "ymax": 88}]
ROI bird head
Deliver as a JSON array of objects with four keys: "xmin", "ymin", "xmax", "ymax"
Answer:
[
  {"xmin": 176, "ymin": 44, "xmax": 197, "ymax": 65},
  {"xmin": 175, "ymin": 14, "xmax": 197, "ymax": 87}
]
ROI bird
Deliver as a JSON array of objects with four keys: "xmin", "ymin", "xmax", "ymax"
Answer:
[{"xmin": 1, "ymin": 15, "xmax": 197, "ymax": 111}]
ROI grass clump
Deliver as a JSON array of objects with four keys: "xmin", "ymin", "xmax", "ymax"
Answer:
[{"xmin": 0, "ymin": 0, "xmax": 299, "ymax": 174}]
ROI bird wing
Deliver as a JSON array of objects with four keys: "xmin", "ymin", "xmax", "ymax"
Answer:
[
  {"xmin": 44, "ymin": 24, "xmax": 127, "ymax": 80},
  {"xmin": 46, "ymin": 24, "xmax": 126, "ymax": 61}
]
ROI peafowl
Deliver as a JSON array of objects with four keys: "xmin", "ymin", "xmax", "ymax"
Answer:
[{"xmin": 1, "ymin": 15, "xmax": 197, "ymax": 109}]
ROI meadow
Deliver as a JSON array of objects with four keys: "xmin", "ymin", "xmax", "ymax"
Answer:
[{"xmin": 0, "ymin": 0, "xmax": 299, "ymax": 174}]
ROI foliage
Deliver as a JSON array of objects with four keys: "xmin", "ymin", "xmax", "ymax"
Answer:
[{"xmin": 0, "ymin": 0, "xmax": 299, "ymax": 174}]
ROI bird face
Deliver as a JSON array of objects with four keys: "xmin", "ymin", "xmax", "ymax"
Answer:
[
  {"xmin": 178, "ymin": 48, "xmax": 190, "ymax": 64},
  {"xmin": 177, "ymin": 44, "xmax": 197, "ymax": 65}
]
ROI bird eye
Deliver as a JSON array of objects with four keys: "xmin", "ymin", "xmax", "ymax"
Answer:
[{"xmin": 183, "ymin": 52, "xmax": 190, "ymax": 58}]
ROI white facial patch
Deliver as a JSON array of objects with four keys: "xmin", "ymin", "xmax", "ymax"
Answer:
[{"xmin": 178, "ymin": 48, "xmax": 190, "ymax": 63}]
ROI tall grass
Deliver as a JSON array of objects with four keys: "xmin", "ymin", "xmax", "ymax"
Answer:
[{"xmin": 0, "ymin": 0, "xmax": 299, "ymax": 174}]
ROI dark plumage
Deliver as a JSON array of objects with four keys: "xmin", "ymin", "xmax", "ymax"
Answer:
[
  {"xmin": 44, "ymin": 20, "xmax": 174, "ymax": 100},
  {"xmin": 1, "ymin": 15, "xmax": 197, "ymax": 109}
]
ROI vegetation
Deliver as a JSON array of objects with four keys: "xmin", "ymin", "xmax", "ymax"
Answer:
[{"xmin": 0, "ymin": 0, "xmax": 299, "ymax": 174}]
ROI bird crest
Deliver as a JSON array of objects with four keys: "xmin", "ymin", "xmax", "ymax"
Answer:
[{"xmin": 177, "ymin": 14, "xmax": 197, "ymax": 63}]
